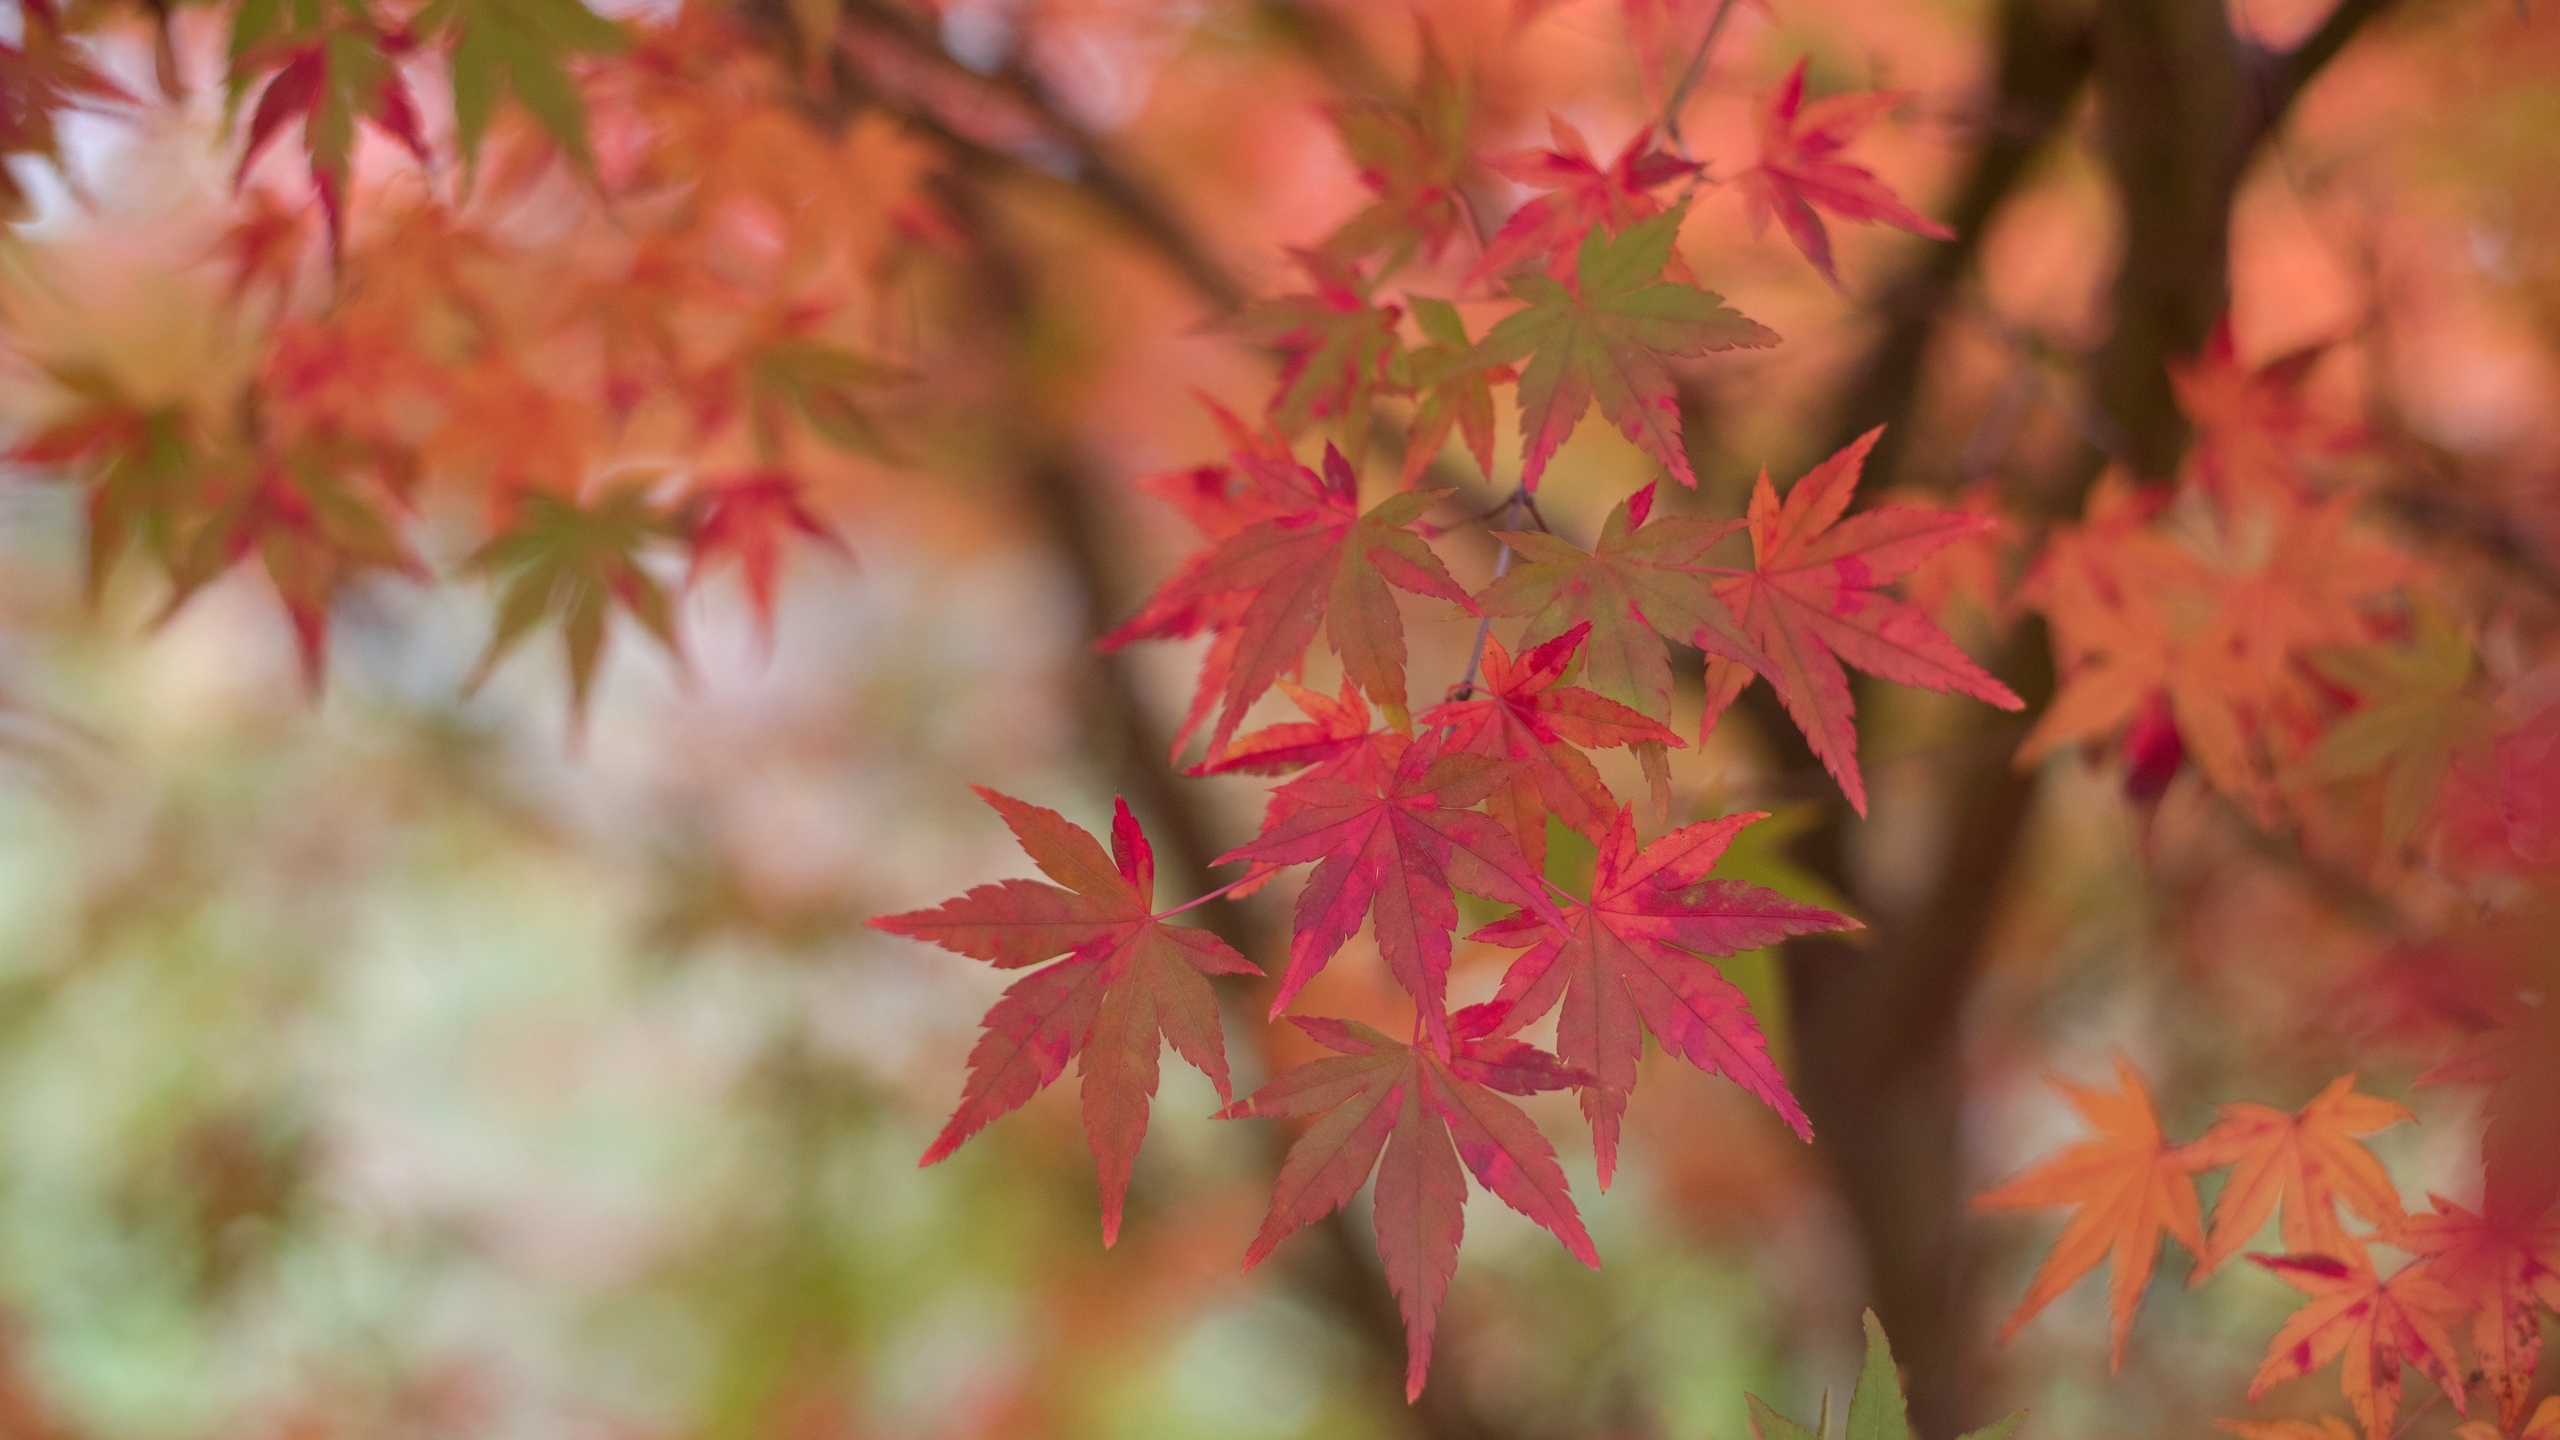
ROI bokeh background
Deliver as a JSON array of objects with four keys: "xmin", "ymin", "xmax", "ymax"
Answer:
[{"xmin": 1, "ymin": 0, "xmax": 2555, "ymax": 1435}]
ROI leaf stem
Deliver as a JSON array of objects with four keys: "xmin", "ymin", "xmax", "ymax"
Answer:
[
  {"xmin": 1661, "ymin": 0, "xmax": 1743, "ymax": 160},
  {"xmin": 1451, "ymin": 491, "xmax": 1525, "ymax": 699},
  {"xmin": 1160, "ymin": 874, "xmax": 1251, "ymax": 919}
]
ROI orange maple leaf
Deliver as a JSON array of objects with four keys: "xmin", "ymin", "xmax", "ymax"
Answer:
[
  {"xmin": 1972, "ymin": 1057, "xmax": 2209, "ymax": 1368},
  {"xmin": 2248, "ymin": 1249, "xmax": 2467, "ymax": 1440},
  {"xmin": 2179, "ymin": 1074, "xmax": 2411, "ymax": 1278}
]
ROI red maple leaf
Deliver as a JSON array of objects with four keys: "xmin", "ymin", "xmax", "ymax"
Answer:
[
  {"xmin": 1218, "ymin": 1006, "xmax": 1597, "ymax": 1399},
  {"xmin": 869, "ymin": 790, "xmax": 1261, "ymax": 1245},
  {"xmin": 1470, "ymin": 116, "xmax": 1700, "ymax": 284},
  {"xmin": 165, "ymin": 444, "xmax": 426, "ymax": 687},
  {"xmin": 1736, "ymin": 58, "xmax": 1953, "ymax": 288},
  {"xmin": 1420, "ymin": 622, "xmax": 1684, "ymax": 870},
  {"xmin": 682, "ymin": 471, "xmax": 850, "ymax": 641},
  {"xmin": 2388, "ymin": 1196, "xmax": 2560, "ymax": 1430},
  {"xmin": 1319, "ymin": 34, "xmax": 1475, "ymax": 269},
  {"xmin": 231, "ymin": 17, "xmax": 432, "ymax": 254},
  {"xmin": 1700, "ymin": 428, "xmax": 2023, "ymax": 814},
  {"xmin": 1471, "ymin": 807, "xmax": 1856, "ymax": 1185},
  {"xmin": 1230, "ymin": 253, "xmax": 1404, "ymax": 438},
  {"xmin": 1102, "ymin": 443, "xmax": 1474, "ymax": 748},
  {"xmin": 1214, "ymin": 730, "xmax": 1565, "ymax": 1050}
]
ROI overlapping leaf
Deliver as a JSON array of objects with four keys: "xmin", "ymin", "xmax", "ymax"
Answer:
[
  {"xmin": 1473, "ymin": 807, "xmax": 1855, "ymax": 1184},
  {"xmin": 1104, "ymin": 444, "xmax": 1471, "ymax": 746},
  {"xmin": 2179, "ymin": 1074, "xmax": 2410, "ymax": 1277},
  {"xmin": 228, "ymin": 0, "xmax": 431, "ymax": 251},
  {"xmin": 413, "ymin": 0, "xmax": 627, "ymax": 174},
  {"xmin": 871, "ymin": 791, "xmax": 1259, "ymax": 1244},
  {"xmin": 681, "ymin": 470, "xmax": 850, "ymax": 640},
  {"xmin": 1470, "ymin": 117, "xmax": 1698, "ymax": 284},
  {"xmin": 1215, "ymin": 731, "xmax": 1564, "ymax": 1048},
  {"xmin": 2248, "ymin": 1249, "xmax": 2467, "ymax": 1439},
  {"xmin": 2388, "ymin": 1196, "xmax": 2560, "ymax": 1430},
  {"xmin": 1421, "ymin": 623, "xmax": 1683, "ymax": 870},
  {"xmin": 1475, "ymin": 481, "xmax": 1772, "ymax": 738},
  {"xmin": 1319, "ymin": 36, "xmax": 1474, "ymax": 270},
  {"xmin": 1467, "ymin": 206, "xmax": 1777, "ymax": 490},
  {"xmin": 1398, "ymin": 297, "xmax": 1506, "ymax": 484},
  {"xmin": 1218, "ymin": 1008, "xmax": 1596, "ymax": 1399},
  {"xmin": 1232, "ymin": 255, "xmax": 1403, "ymax": 440},
  {"xmin": 1699, "ymin": 428, "xmax": 2023, "ymax": 815}
]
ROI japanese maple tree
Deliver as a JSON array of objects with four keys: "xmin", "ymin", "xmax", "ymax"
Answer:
[{"xmin": 4, "ymin": 0, "xmax": 2557, "ymax": 1436}]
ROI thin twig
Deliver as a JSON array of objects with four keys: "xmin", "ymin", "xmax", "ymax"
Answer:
[
  {"xmin": 1452, "ymin": 493, "xmax": 1524, "ymax": 698},
  {"xmin": 1661, "ymin": 0, "xmax": 1744, "ymax": 160}
]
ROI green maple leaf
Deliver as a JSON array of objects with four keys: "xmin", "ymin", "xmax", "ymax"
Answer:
[
  {"xmin": 414, "ymin": 0, "xmax": 627, "ymax": 175},
  {"xmin": 1393, "ymin": 296, "xmax": 1503, "ymax": 484},
  {"xmin": 1468, "ymin": 203, "xmax": 1776, "ymax": 491},
  {"xmin": 2306, "ymin": 608, "xmax": 2504, "ymax": 848},
  {"xmin": 1748, "ymin": 1311, "xmax": 2022, "ymax": 1440},
  {"xmin": 464, "ymin": 485, "xmax": 686, "ymax": 722}
]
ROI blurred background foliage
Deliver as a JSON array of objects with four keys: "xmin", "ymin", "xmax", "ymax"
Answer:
[{"xmin": 1, "ymin": 0, "xmax": 2556, "ymax": 1435}]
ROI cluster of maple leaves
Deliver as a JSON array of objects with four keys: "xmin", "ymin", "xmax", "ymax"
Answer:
[
  {"xmin": 1978, "ymin": 1063, "xmax": 2559, "ymax": 1440},
  {"xmin": 8, "ymin": 0, "xmax": 2558, "ymax": 1428},
  {"xmin": 866, "ymin": 13, "xmax": 2048, "ymax": 1397}
]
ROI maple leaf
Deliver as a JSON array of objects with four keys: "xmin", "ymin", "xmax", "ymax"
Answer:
[
  {"xmin": 164, "ymin": 446, "xmax": 426, "ymax": 687},
  {"xmin": 2306, "ymin": 610, "xmax": 2503, "ymax": 850},
  {"xmin": 1421, "ymin": 623, "xmax": 1684, "ymax": 871},
  {"xmin": 2169, "ymin": 318, "xmax": 2361, "ymax": 515},
  {"xmin": 1475, "ymin": 482, "xmax": 1772, "ymax": 736},
  {"xmin": 1972, "ymin": 1057, "xmax": 2210, "ymax": 1369},
  {"xmin": 1735, "ymin": 58, "xmax": 1953, "ymax": 289},
  {"xmin": 1102, "ymin": 444, "xmax": 1473, "ymax": 746},
  {"xmin": 1319, "ymin": 35, "xmax": 1475, "ymax": 270},
  {"xmin": 680, "ymin": 471, "xmax": 851, "ymax": 642},
  {"xmin": 1217, "ymin": 1007, "xmax": 1597, "ymax": 1399},
  {"xmin": 2177, "ymin": 1074, "xmax": 2410, "ymax": 1278},
  {"xmin": 212, "ymin": 187, "xmax": 319, "ymax": 310},
  {"xmin": 1471, "ymin": 807, "xmax": 1855, "ymax": 1185},
  {"xmin": 1193, "ymin": 679, "xmax": 1377, "ymax": 778},
  {"xmin": 228, "ymin": 0, "xmax": 432, "ymax": 253},
  {"xmin": 2455, "ymin": 1399, "xmax": 2560, "ymax": 1440},
  {"xmin": 1699, "ymin": 429, "xmax": 2024, "ymax": 815},
  {"xmin": 1101, "ymin": 422, "xmax": 1342, "ymax": 761},
  {"xmin": 1470, "ymin": 116, "xmax": 1699, "ymax": 284},
  {"xmin": 0, "ymin": 2, "xmax": 134, "ymax": 222},
  {"xmin": 871, "ymin": 790, "xmax": 1260, "ymax": 1244},
  {"xmin": 1747, "ymin": 1309, "xmax": 2024, "ymax": 1440},
  {"xmin": 1214, "ymin": 730, "xmax": 1564, "ymax": 1050},
  {"xmin": 1468, "ymin": 205, "xmax": 1777, "ymax": 490},
  {"xmin": 462, "ymin": 484, "xmax": 687, "ymax": 723},
  {"xmin": 1397, "ymin": 297, "xmax": 1508, "ymax": 485},
  {"xmin": 2388, "ymin": 1196, "xmax": 2560, "ymax": 1431},
  {"xmin": 1231, "ymin": 254, "xmax": 1405, "ymax": 440},
  {"xmin": 4, "ymin": 363, "xmax": 196, "ymax": 600},
  {"xmin": 743, "ymin": 335, "xmax": 905, "ymax": 459},
  {"xmin": 2248, "ymin": 1249, "xmax": 2467, "ymax": 1439},
  {"xmin": 411, "ymin": 0, "xmax": 628, "ymax": 175},
  {"xmin": 2020, "ymin": 480, "xmax": 2412, "ymax": 823}
]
